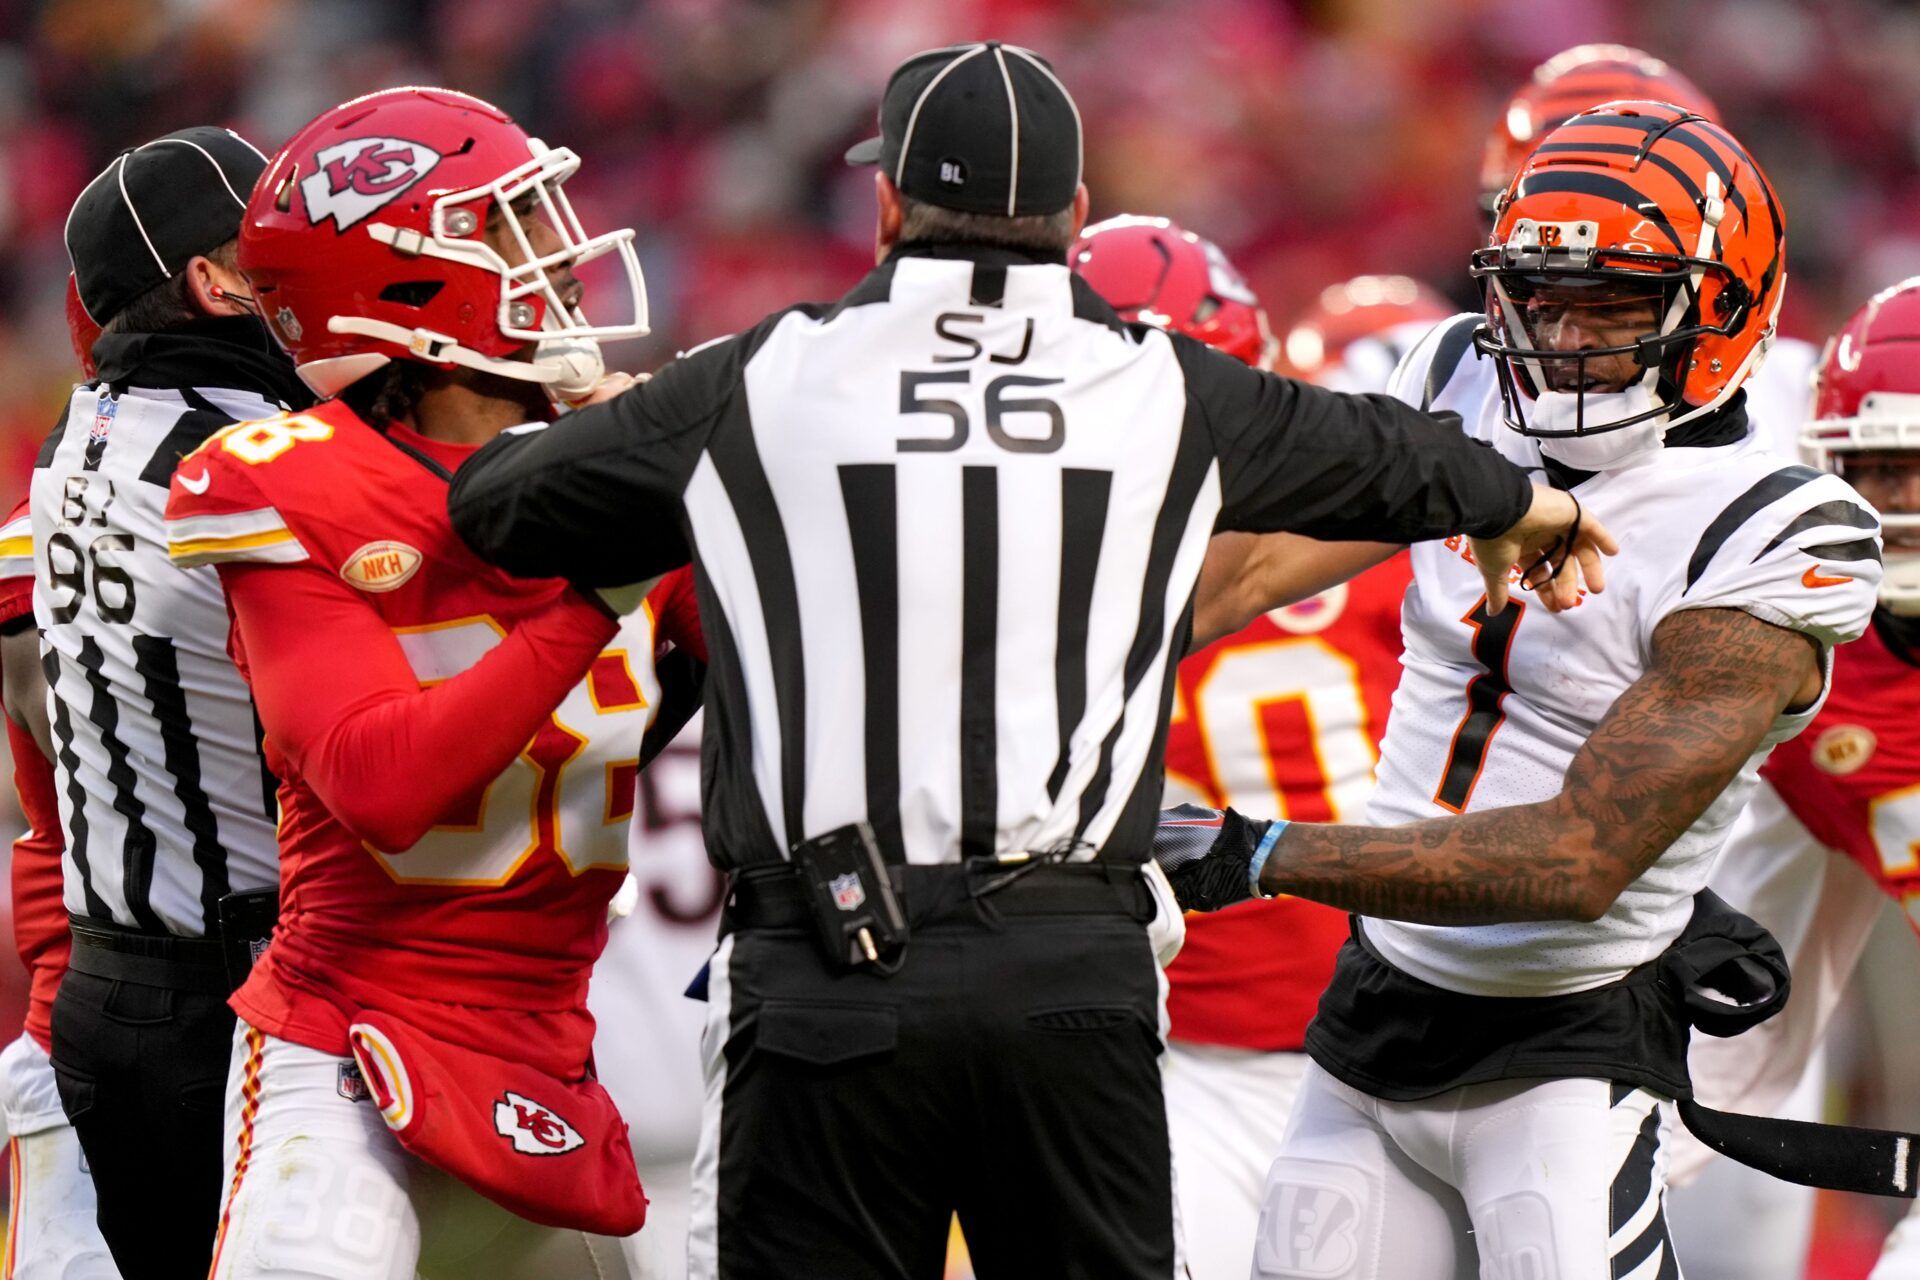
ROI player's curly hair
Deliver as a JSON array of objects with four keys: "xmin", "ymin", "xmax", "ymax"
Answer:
[{"xmin": 336, "ymin": 360, "xmax": 431, "ymax": 430}]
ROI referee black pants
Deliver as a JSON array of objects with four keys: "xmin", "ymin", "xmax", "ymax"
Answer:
[
  {"xmin": 50, "ymin": 926, "xmax": 236, "ymax": 1280},
  {"xmin": 693, "ymin": 864, "xmax": 1179, "ymax": 1280}
]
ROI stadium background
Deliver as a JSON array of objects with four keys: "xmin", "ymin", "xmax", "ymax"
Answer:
[{"xmin": 1, "ymin": 0, "xmax": 1920, "ymax": 1273}]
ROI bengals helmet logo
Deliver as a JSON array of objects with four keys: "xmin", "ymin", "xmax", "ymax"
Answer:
[
  {"xmin": 300, "ymin": 137, "xmax": 442, "ymax": 232},
  {"xmin": 493, "ymin": 1090, "xmax": 585, "ymax": 1156}
]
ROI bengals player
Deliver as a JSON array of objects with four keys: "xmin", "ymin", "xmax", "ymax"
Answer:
[
  {"xmin": 1073, "ymin": 216, "xmax": 1411, "ymax": 1280},
  {"xmin": 164, "ymin": 88, "xmax": 693, "ymax": 1279}
]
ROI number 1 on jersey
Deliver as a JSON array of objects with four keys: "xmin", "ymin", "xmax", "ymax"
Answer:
[{"xmin": 1434, "ymin": 594, "xmax": 1525, "ymax": 812}]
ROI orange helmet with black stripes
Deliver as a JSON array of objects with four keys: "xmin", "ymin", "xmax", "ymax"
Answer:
[
  {"xmin": 1471, "ymin": 99, "xmax": 1786, "ymax": 442},
  {"xmin": 1480, "ymin": 45, "xmax": 1719, "ymax": 216}
]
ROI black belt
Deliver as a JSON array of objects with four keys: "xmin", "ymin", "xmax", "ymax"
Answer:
[
  {"xmin": 68, "ymin": 916, "xmax": 233, "ymax": 995},
  {"xmin": 727, "ymin": 860, "xmax": 1153, "ymax": 932}
]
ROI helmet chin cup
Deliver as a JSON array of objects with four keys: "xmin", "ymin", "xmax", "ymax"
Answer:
[{"xmin": 535, "ymin": 335, "xmax": 606, "ymax": 402}]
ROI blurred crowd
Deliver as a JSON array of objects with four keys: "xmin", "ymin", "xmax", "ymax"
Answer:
[
  {"xmin": 4, "ymin": 1, "xmax": 1920, "ymax": 1271},
  {"xmin": 3, "ymin": 0, "xmax": 1920, "ymax": 491}
]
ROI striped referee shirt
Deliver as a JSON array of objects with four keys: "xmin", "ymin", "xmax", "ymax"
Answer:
[
  {"xmin": 31, "ymin": 318, "xmax": 309, "ymax": 936},
  {"xmin": 449, "ymin": 242, "xmax": 1533, "ymax": 871}
]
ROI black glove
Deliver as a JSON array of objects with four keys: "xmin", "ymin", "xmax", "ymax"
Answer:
[{"xmin": 1151, "ymin": 803, "xmax": 1277, "ymax": 913}]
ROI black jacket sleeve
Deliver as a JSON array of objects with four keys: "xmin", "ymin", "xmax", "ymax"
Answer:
[
  {"xmin": 1176, "ymin": 336, "xmax": 1532, "ymax": 541},
  {"xmin": 448, "ymin": 339, "xmax": 734, "ymax": 586}
]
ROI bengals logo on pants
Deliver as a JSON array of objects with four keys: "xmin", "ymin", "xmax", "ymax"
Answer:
[{"xmin": 492, "ymin": 1090, "xmax": 585, "ymax": 1156}]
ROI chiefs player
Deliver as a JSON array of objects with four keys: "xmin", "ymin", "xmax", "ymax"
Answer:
[
  {"xmin": 1073, "ymin": 216, "xmax": 1412, "ymax": 1280},
  {"xmin": 0, "ymin": 277, "xmax": 118, "ymax": 1280},
  {"xmin": 1278, "ymin": 275, "xmax": 1452, "ymax": 394},
  {"xmin": 1478, "ymin": 44, "xmax": 1717, "ymax": 218},
  {"xmin": 1674, "ymin": 279, "xmax": 1920, "ymax": 1279},
  {"xmin": 164, "ymin": 89, "xmax": 694, "ymax": 1278}
]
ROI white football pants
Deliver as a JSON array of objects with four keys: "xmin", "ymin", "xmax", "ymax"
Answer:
[
  {"xmin": 0, "ymin": 1032, "xmax": 118, "ymax": 1279},
  {"xmin": 1256, "ymin": 1061, "xmax": 1678, "ymax": 1280},
  {"xmin": 1163, "ymin": 1042, "xmax": 1308, "ymax": 1280},
  {"xmin": 208, "ymin": 1022, "xmax": 636, "ymax": 1280}
]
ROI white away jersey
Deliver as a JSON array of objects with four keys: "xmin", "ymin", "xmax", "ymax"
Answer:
[
  {"xmin": 32, "ymin": 382, "xmax": 282, "ymax": 936},
  {"xmin": 1365, "ymin": 317, "xmax": 1881, "ymax": 995}
]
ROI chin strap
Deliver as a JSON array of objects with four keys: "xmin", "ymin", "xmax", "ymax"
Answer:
[{"xmin": 326, "ymin": 316, "xmax": 565, "ymax": 386}]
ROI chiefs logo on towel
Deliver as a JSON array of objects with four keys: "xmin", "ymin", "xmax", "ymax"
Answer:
[{"xmin": 493, "ymin": 1090, "xmax": 585, "ymax": 1156}]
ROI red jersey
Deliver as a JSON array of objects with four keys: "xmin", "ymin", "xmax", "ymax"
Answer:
[
  {"xmin": 1163, "ymin": 552, "xmax": 1412, "ymax": 1050},
  {"xmin": 0, "ymin": 498, "xmax": 68, "ymax": 1052},
  {"xmin": 164, "ymin": 400, "xmax": 703, "ymax": 1080},
  {"xmin": 1761, "ymin": 618, "xmax": 1920, "ymax": 927}
]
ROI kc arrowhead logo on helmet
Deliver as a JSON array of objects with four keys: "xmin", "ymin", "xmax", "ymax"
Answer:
[
  {"xmin": 492, "ymin": 1091, "xmax": 585, "ymax": 1156},
  {"xmin": 300, "ymin": 137, "xmax": 442, "ymax": 231}
]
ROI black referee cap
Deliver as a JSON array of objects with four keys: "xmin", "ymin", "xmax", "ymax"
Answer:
[
  {"xmin": 65, "ymin": 126, "xmax": 268, "ymax": 326},
  {"xmin": 846, "ymin": 42, "xmax": 1083, "ymax": 217}
]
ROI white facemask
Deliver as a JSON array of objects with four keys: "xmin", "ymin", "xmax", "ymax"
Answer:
[{"xmin": 1530, "ymin": 384, "xmax": 1670, "ymax": 471}]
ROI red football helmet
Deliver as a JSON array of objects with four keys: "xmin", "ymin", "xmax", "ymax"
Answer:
[
  {"xmin": 241, "ymin": 86, "xmax": 646, "ymax": 397},
  {"xmin": 1480, "ymin": 45, "xmax": 1720, "ymax": 216},
  {"xmin": 1068, "ymin": 216, "xmax": 1277, "ymax": 368},
  {"xmin": 1280, "ymin": 275, "xmax": 1452, "ymax": 385},
  {"xmin": 1474, "ymin": 101, "xmax": 1786, "ymax": 441},
  {"xmin": 66, "ymin": 273, "xmax": 100, "ymax": 380},
  {"xmin": 1806, "ymin": 278, "xmax": 1920, "ymax": 613}
]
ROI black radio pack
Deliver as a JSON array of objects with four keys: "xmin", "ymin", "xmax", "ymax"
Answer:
[{"xmin": 790, "ymin": 822, "xmax": 909, "ymax": 972}]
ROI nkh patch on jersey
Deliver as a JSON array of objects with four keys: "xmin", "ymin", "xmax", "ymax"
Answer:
[{"xmin": 1364, "ymin": 323, "xmax": 1880, "ymax": 998}]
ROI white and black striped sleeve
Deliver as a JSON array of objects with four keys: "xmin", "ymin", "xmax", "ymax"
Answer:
[
  {"xmin": 1175, "ymin": 336, "xmax": 1531, "ymax": 542},
  {"xmin": 448, "ymin": 334, "xmax": 749, "ymax": 586}
]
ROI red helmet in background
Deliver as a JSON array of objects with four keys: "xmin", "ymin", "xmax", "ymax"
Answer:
[
  {"xmin": 1474, "ymin": 101, "xmax": 1786, "ymax": 444},
  {"xmin": 1069, "ymin": 216, "xmax": 1278, "ymax": 368},
  {"xmin": 1279, "ymin": 275, "xmax": 1453, "ymax": 385},
  {"xmin": 1480, "ymin": 44, "xmax": 1720, "ymax": 216},
  {"xmin": 66, "ymin": 273, "xmax": 100, "ymax": 380},
  {"xmin": 1805, "ymin": 278, "xmax": 1920, "ymax": 614},
  {"xmin": 242, "ymin": 86, "xmax": 646, "ymax": 397}
]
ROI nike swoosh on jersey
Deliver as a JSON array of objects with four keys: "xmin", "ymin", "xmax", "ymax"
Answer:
[
  {"xmin": 1803, "ymin": 565, "xmax": 1852, "ymax": 589},
  {"xmin": 178, "ymin": 469, "xmax": 211, "ymax": 494}
]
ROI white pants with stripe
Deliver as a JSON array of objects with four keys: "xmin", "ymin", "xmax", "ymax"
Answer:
[
  {"xmin": 1256, "ymin": 1062, "xmax": 1678, "ymax": 1280},
  {"xmin": 1163, "ymin": 1043, "xmax": 1307, "ymax": 1280},
  {"xmin": 0, "ymin": 1032, "xmax": 117, "ymax": 1279},
  {"xmin": 208, "ymin": 1022, "xmax": 636, "ymax": 1280}
]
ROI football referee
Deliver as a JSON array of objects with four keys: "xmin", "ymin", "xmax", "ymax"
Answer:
[
  {"xmin": 36, "ymin": 129, "xmax": 309, "ymax": 1277},
  {"xmin": 449, "ymin": 42, "xmax": 1601, "ymax": 1280}
]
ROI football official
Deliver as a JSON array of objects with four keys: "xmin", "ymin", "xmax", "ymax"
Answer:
[
  {"xmin": 39, "ymin": 129, "xmax": 309, "ymax": 1277},
  {"xmin": 448, "ymin": 41, "xmax": 1605, "ymax": 1279}
]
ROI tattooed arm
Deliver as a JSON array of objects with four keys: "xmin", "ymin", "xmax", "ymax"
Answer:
[{"xmin": 1255, "ymin": 606, "xmax": 1826, "ymax": 924}]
